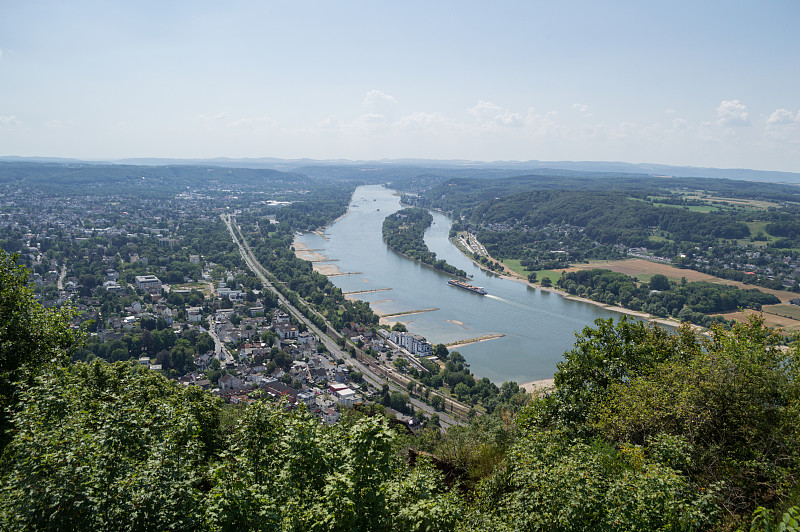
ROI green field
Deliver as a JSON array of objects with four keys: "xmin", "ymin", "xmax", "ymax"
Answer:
[
  {"xmin": 533, "ymin": 270, "xmax": 563, "ymax": 285},
  {"xmin": 651, "ymin": 202, "xmax": 719, "ymax": 213},
  {"xmin": 502, "ymin": 258, "xmax": 529, "ymax": 277}
]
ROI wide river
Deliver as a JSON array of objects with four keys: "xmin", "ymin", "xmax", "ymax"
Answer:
[{"xmin": 296, "ymin": 185, "xmax": 618, "ymax": 385}]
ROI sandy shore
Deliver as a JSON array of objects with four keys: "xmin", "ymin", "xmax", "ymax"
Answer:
[
  {"xmin": 520, "ymin": 378, "xmax": 555, "ymax": 394},
  {"xmin": 446, "ymin": 333, "xmax": 505, "ymax": 350}
]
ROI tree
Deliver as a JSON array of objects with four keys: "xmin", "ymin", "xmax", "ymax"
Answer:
[
  {"xmin": 594, "ymin": 316, "xmax": 799, "ymax": 517},
  {"xmin": 649, "ymin": 273, "xmax": 670, "ymax": 291},
  {"xmin": 430, "ymin": 394, "xmax": 445, "ymax": 411},
  {"xmin": 542, "ymin": 317, "xmax": 700, "ymax": 430},
  {"xmin": 527, "ymin": 271, "xmax": 537, "ymax": 283},
  {"xmin": 0, "ymin": 361, "xmax": 222, "ymax": 530},
  {"xmin": 540, "ymin": 277, "xmax": 552, "ymax": 287},
  {"xmin": 0, "ymin": 250, "xmax": 79, "ymax": 450},
  {"xmin": 433, "ymin": 343, "xmax": 449, "ymax": 361},
  {"xmin": 391, "ymin": 322, "xmax": 407, "ymax": 332}
]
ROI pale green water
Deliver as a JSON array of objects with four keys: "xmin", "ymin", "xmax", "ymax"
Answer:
[{"xmin": 297, "ymin": 185, "xmax": 618, "ymax": 384}]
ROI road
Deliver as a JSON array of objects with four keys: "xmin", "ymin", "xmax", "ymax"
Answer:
[{"xmin": 222, "ymin": 214, "xmax": 462, "ymax": 429}]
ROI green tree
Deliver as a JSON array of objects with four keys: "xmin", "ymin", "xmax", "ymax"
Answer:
[
  {"xmin": 0, "ymin": 250, "xmax": 79, "ymax": 450},
  {"xmin": 205, "ymin": 401, "xmax": 460, "ymax": 531},
  {"xmin": 649, "ymin": 273, "xmax": 670, "ymax": 291},
  {"xmin": 594, "ymin": 316, "xmax": 800, "ymax": 518},
  {"xmin": 433, "ymin": 343, "xmax": 449, "ymax": 361},
  {"xmin": 539, "ymin": 317, "xmax": 700, "ymax": 431},
  {"xmin": 0, "ymin": 361, "xmax": 221, "ymax": 530}
]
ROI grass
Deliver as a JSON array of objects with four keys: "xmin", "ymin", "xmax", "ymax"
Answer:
[
  {"xmin": 533, "ymin": 270, "xmax": 563, "ymax": 285},
  {"xmin": 651, "ymin": 202, "xmax": 719, "ymax": 213},
  {"xmin": 745, "ymin": 221, "xmax": 775, "ymax": 240},
  {"xmin": 501, "ymin": 259, "xmax": 529, "ymax": 277}
]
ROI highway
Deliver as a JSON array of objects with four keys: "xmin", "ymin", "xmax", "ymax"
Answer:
[{"xmin": 222, "ymin": 214, "xmax": 463, "ymax": 429}]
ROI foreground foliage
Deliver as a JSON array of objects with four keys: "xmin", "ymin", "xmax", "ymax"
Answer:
[{"xmin": 0, "ymin": 361, "xmax": 460, "ymax": 531}]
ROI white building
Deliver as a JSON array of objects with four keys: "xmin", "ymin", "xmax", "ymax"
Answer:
[
  {"xmin": 134, "ymin": 275, "xmax": 162, "ymax": 290},
  {"xmin": 389, "ymin": 331, "xmax": 433, "ymax": 356}
]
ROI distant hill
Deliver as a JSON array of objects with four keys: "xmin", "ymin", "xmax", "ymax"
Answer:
[{"xmin": 2, "ymin": 156, "xmax": 799, "ymax": 183}]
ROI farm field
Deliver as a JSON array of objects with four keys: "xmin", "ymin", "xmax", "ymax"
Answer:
[
  {"xmin": 563, "ymin": 258, "xmax": 798, "ymax": 303},
  {"xmin": 713, "ymin": 308, "xmax": 800, "ymax": 335}
]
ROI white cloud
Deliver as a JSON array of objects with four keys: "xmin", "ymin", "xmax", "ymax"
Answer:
[
  {"xmin": 363, "ymin": 90, "xmax": 398, "ymax": 108},
  {"xmin": 318, "ymin": 115, "xmax": 342, "ymax": 129},
  {"xmin": 468, "ymin": 100, "xmax": 523, "ymax": 128},
  {"xmin": 226, "ymin": 116, "xmax": 277, "ymax": 130},
  {"xmin": 198, "ymin": 112, "xmax": 229, "ymax": 121},
  {"xmin": 669, "ymin": 117, "xmax": 687, "ymax": 129},
  {"xmin": 766, "ymin": 108, "xmax": 799, "ymax": 126},
  {"xmin": 0, "ymin": 49, "xmax": 3, "ymax": 60},
  {"xmin": 716, "ymin": 99, "xmax": 750, "ymax": 126},
  {"xmin": 43, "ymin": 120, "xmax": 67, "ymax": 129},
  {"xmin": 572, "ymin": 102, "xmax": 591, "ymax": 114},
  {"xmin": 394, "ymin": 111, "xmax": 460, "ymax": 132},
  {"xmin": 0, "ymin": 115, "xmax": 21, "ymax": 127}
]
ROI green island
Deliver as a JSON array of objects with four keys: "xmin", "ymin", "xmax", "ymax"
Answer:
[{"xmin": 382, "ymin": 207, "xmax": 468, "ymax": 278}]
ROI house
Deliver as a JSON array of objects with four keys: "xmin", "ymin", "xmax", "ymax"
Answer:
[
  {"xmin": 297, "ymin": 391, "xmax": 316, "ymax": 406},
  {"xmin": 274, "ymin": 322, "xmax": 298, "ymax": 340},
  {"xmin": 219, "ymin": 373, "xmax": 244, "ymax": 392},
  {"xmin": 321, "ymin": 408, "xmax": 340, "ymax": 424},
  {"xmin": 389, "ymin": 331, "xmax": 433, "ymax": 356},
  {"xmin": 103, "ymin": 280, "xmax": 121, "ymax": 292},
  {"xmin": 272, "ymin": 309, "xmax": 290, "ymax": 324},
  {"xmin": 329, "ymin": 383, "xmax": 359, "ymax": 407},
  {"xmin": 188, "ymin": 307, "xmax": 203, "ymax": 323}
]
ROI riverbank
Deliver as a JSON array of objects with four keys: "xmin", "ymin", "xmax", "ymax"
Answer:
[{"xmin": 453, "ymin": 238, "xmax": 694, "ymax": 332}]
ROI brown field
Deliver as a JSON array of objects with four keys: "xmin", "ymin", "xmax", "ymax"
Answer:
[
  {"xmin": 682, "ymin": 194, "xmax": 780, "ymax": 210},
  {"xmin": 564, "ymin": 259, "xmax": 798, "ymax": 303},
  {"xmin": 712, "ymin": 308, "xmax": 800, "ymax": 335},
  {"xmin": 563, "ymin": 259, "xmax": 712, "ymax": 282}
]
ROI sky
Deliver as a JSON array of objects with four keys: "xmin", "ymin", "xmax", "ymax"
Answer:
[{"xmin": 1, "ymin": 1, "xmax": 799, "ymax": 171}]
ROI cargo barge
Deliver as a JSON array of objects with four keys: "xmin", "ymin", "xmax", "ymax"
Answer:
[{"xmin": 447, "ymin": 279, "xmax": 487, "ymax": 295}]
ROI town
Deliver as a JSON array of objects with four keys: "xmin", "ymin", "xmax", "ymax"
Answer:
[{"xmin": 0, "ymin": 168, "xmax": 478, "ymax": 430}]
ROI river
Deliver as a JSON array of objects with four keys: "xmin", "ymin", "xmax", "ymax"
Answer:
[{"xmin": 295, "ymin": 185, "xmax": 618, "ymax": 385}]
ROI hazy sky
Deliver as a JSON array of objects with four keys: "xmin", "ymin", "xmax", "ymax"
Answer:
[{"xmin": 1, "ymin": 1, "xmax": 799, "ymax": 171}]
